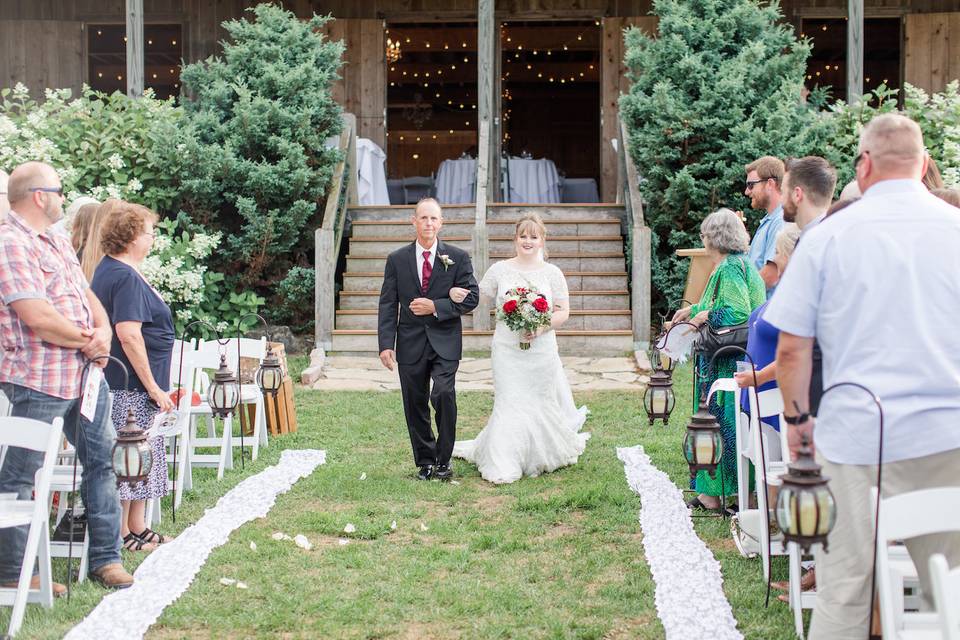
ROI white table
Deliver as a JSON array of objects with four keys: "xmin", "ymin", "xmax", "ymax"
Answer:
[
  {"xmin": 355, "ymin": 138, "xmax": 390, "ymax": 206},
  {"xmin": 505, "ymin": 158, "xmax": 561, "ymax": 203},
  {"xmin": 435, "ymin": 158, "xmax": 477, "ymax": 204}
]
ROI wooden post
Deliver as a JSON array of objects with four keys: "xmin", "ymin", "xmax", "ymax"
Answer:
[
  {"xmin": 126, "ymin": 0, "xmax": 144, "ymax": 97},
  {"xmin": 472, "ymin": 120, "xmax": 491, "ymax": 331},
  {"xmin": 478, "ymin": 0, "xmax": 495, "ymax": 199},
  {"xmin": 847, "ymin": 0, "xmax": 864, "ymax": 102}
]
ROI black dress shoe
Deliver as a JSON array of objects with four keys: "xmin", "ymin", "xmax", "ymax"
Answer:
[
  {"xmin": 434, "ymin": 463, "xmax": 452, "ymax": 481},
  {"xmin": 416, "ymin": 464, "xmax": 434, "ymax": 481}
]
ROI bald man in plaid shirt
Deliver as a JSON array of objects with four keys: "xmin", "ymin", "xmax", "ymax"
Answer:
[{"xmin": 0, "ymin": 162, "xmax": 134, "ymax": 591}]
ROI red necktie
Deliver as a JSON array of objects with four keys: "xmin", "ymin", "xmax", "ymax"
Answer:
[{"xmin": 421, "ymin": 250, "xmax": 432, "ymax": 294}]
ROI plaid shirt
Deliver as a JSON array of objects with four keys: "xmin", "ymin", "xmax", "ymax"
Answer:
[{"xmin": 0, "ymin": 210, "xmax": 92, "ymax": 399}]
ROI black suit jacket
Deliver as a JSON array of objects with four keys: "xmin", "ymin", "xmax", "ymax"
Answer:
[{"xmin": 377, "ymin": 240, "xmax": 480, "ymax": 365}]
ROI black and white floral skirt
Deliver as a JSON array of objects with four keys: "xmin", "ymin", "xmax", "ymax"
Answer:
[{"xmin": 112, "ymin": 390, "xmax": 169, "ymax": 501}]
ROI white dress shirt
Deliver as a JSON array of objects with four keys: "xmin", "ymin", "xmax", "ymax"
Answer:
[
  {"xmin": 416, "ymin": 239, "xmax": 438, "ymax": 290},
  {"xmin": 765, "ymin": 179, "xmax": 960, "ymax": 465}
]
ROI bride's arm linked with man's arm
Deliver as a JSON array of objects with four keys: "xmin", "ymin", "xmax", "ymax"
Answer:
[{"xmin": 434, "ymin": 247, "xmax": 479, "ymax": 321}]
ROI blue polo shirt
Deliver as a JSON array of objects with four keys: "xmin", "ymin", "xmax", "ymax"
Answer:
[{"xmin": 748, "ymin": 205, "xmax": 785, "ymax": 296}]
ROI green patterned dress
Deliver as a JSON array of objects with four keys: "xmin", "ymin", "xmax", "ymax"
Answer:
[{"xmin": 689, "ymin": 253, "xmax": 766, "ymax": 499}]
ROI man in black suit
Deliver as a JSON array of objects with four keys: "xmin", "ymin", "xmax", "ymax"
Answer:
[{"xmin": 377, "ymin": 198, "xmax": 479, "ymax": 481}]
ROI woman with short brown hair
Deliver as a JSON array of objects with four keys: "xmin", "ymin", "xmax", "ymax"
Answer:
[{"xmin": 91, "ymin": 202, "xmax": 175, "ymax": 551}]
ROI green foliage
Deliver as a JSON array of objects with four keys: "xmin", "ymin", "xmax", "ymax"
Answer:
[
  {"xmin": 173, "ymin": 3, "xmax": 344, "ymax": 291},
  {"xmin": 142, "ymin": 215, "xmax": 265, "ymax": 339},
  {"xmin": 816, "ymin": 82, "xmax": 960, "ymax": 188},
  {"xmin": 0, "ymin": 84, "xmax": 182, "ymax": 211},
  {"xmin": 619, "ymin": 0, "xmax": 830, "ymax": 309},
  {"xmin": 270, "ymin": 266, "xmax": 316, "ymax": 332}
]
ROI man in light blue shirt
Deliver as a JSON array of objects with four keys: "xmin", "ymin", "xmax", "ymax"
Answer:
[
  {"xmin": 767, "ymin": 114, "xmax": 960, "ymax": 640},
  {"xmin": 744, "ymin": 156, "xmax": 785, "ymax": 297}
]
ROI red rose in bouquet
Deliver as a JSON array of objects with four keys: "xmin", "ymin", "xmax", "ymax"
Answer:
[{"xmin": 496, "ymin": 285, "xmax": 553, "ymax": 350}]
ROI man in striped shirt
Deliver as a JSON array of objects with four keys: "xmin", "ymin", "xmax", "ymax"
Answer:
[{"xmin": 0, "ymin": 162, "xmax": 134, "ymax": 590}]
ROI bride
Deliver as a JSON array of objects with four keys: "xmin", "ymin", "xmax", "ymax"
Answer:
[{"xmin": 448, "ymin": 213, "xmax": 589, "ymax": 484}]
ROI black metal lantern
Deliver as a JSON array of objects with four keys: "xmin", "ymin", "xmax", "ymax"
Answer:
[
  {"xmin": 256, "ymin": 345, "xmax": 284, "ymax": 395},
  {"xmin": 111, "ymin": 407, "xmax": 153, "ymax": 485},
  {"xmin": 643, "ymin": 369, "xmax": 676, "ymax": 425},
  {"xmin": 775, "ymin": 433, "xmax": 837, "ymax": 554},
  {"xmin": 207, "ymin": 353, "xmax": 240, "ymax": 418},
  {"xmin": 651, "ymin": 340, "xmax": 676, "ymax": 376},
  {"xmin": 683, "ymin": 396, "xmax": 724, "ymax": 480}
]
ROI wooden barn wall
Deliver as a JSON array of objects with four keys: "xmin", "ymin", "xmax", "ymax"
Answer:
[{"xmin": 905, "ymin": 12, "xmax": 960, "ymax": 93}]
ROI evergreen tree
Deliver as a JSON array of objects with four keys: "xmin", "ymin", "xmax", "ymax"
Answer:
[
  {"xmin": 619, "ymin": 0, "xmax": 830, "ymax": 311},
  {"xmin": 175, "ymin": 3, "xmax": 344, "ymax": 289}
]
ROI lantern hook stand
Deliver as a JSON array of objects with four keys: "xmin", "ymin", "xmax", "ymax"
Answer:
[
  {"xmin": 684, "ymin": 352, "xmax": 729, "ymax": 522},
  {"xmin": 708, "ymin": 345, "xmax": 775, "ymax": 606},
  {"xmin": 234, "ymin": 313, "xmax": 283, "ymax": 463},
  {"xmin": 173, "ymin": 320, "xmax": 226, "ymax": 522},
  {"xmin": 657, "ymin": 298, "xmax": 695, "ymax": 327},
  {"xmin": 814, "ymin": 381, "xmax": 884, "ymax": 640},
  {"xmin": 66, "ymin": 354, "xmax": 131, "ymax": 602}
]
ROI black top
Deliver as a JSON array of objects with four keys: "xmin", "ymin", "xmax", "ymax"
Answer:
[{"xmin": 90, "ymin": 256, "xmax": 175, "ymax": 393}]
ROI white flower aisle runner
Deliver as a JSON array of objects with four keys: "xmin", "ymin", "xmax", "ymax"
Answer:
[
  {"xmin": 65, "ymin": 449, "xmax": 327, "ymax": 640},
  {"xmin": 617, "ymin": 445, "xmax": 743, "ymax": 640}
]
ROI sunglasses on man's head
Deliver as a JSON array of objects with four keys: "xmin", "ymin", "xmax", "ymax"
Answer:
[{"xmin": 28, "ymin": 186, "xmax": 64, "ymax": 197}]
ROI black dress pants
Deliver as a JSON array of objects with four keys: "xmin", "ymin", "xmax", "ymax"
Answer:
[{"xmin": 397, "ymin": 341, "xmax": 459, "ymax": 467}]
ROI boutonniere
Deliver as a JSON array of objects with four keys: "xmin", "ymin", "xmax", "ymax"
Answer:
[{"xmin": 438, "ymin": 254, "xmax": 454, "ymax": 271}]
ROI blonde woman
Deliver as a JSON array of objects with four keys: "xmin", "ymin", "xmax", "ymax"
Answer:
[
  {"xmin": 80, "ymin": 198, "xmax": 124, "ymax": 282},
  {"xmin": 450, "ymin": 213, "xmax": 589, "ymax": 484},
  {"xmin": 66, "ymin": 196, "xmax": 102, "ymax": 255}
]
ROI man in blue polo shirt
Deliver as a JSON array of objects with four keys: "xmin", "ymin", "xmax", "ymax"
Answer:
[{"xmin": 744, "ymin": 156, "xmax": 785, "ymax": 297}]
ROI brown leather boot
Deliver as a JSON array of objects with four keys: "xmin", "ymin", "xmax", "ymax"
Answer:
[
  {"xmin": 89, "ymin": 563, "xmax": 134, "ymax": 590},
  {"xmin": 0, "ymin": 575, "xmax": 67, "ymax": 598}
]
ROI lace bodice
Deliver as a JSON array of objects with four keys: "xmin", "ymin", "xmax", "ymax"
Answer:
[{"xmin": 479, "ymin": 260, "xmax": 569, "ymax": 308}]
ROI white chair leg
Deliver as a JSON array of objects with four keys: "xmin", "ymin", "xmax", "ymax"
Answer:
[
  {"xmin": 217, "ymin": 416, "xmax": 233, "ymax": 480},
  {"xmin": 789, "ymin": 543, "xmax": 805, "ymax": 639},
  {"xmin": 250, "ymin": 401, "xmax": 261, "ymax": 461},
  {"xmin": 37, "ymin": 528, "xmax": 53, "ymax": 609},
  {"xmin": 258, "ymin": 395, "xmax": 269, "ymax": 448},
  {"xmin": 77, "ymin": 533, "xmax": 89, "ymax": 584}
]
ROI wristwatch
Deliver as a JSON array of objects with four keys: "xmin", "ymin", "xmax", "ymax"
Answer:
[{"xmin": 783, "ymin": 413, "xmax": 811, "ymax": 425}]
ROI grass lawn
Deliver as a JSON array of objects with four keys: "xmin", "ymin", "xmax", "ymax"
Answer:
[{"xmin": 5, "ymin": 359, "xmax": 801, "ymax": 639}]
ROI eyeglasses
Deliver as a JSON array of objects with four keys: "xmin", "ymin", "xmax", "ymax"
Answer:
[
  {"xmin": 745, "ymin": 178, "xmax": 770, "ymax": 191},
  {"xmin": 28, "ymin": 187, "xmax": 63, "ymax": 197}
]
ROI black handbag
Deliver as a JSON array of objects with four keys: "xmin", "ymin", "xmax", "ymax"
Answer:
[{"xmin": 694, "ymin": 259, "xmax": 751, "ymax": 359}]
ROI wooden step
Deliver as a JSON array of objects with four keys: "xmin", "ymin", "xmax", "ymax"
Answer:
[
  {"xmin": 331, "ymin": 328, "xmax": 634, "ymax": 356},
  {"xmin": 335, "ymin": 309, "xmax": 631, "ymax": 331},
  {"xmin": 342, "ymin": 271, "xmax": 629, "ymax": 291},
  {"xmin": 339, "ymin": 289, "xmax": 631, "ymax": 310},
  {"xmin": 345, "ymin": 253, "xmax": 626, "ymax": 273},
  {"xmin": 349, "ymin": 219, "xmax": 622, "ymax": 238}
]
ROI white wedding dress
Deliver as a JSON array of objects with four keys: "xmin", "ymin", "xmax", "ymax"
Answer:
[{"xmin": 453, "ymin": 259, "xmax": 590, "ymax": 484}]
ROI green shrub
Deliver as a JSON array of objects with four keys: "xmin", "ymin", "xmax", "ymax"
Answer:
[
  {"xmin": 173, "ymin": 3, "xmax": 344, "ymax": 292},
  {"xmin": 270, "ymin": 266, "xmax": 316, "ymax": 332},
  {"xmin": 619, "ymin": 0, "xmax": 831, "ymax": 310}
]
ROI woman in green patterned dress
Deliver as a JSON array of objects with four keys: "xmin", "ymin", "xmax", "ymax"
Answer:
[{"xmin": 670, "ymin": 208, "xmax": 766, "ymax": 511}]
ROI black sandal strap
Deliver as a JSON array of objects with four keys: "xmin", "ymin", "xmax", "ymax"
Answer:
[
  {"xmin": 123, "ymin": 532, "xmax": 148, "ymax": 551},
  {"xmin": 135, "ymin": 528, "xmax": 163, "ymax": 544}
]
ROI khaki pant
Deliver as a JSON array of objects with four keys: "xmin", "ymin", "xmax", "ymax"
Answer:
[{"xmin": 809, "ymin": 447, "xmax": 960, "ymax": 640}]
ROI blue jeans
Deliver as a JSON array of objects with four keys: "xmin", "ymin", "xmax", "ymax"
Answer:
[{"xmin": 0, "ymin": 382, "xmax": 121, "ymax": 580}]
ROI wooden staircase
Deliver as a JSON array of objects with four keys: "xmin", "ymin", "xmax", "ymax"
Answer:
[{"xmin": 330, "ymin": 203, "xmax": 634, "ymax": 356}]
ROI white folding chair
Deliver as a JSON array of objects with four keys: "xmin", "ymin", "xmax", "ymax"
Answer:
[
  {"xmin": 184, "ymin": 344, "xmax": 234, "ymax": 480},
  {"xmin": 750, "ymin": 388, "xmax": 789, "ymax": 588},
  {"xmin": 198, "ymin": 337, "xmax": 269, "ymax": 462},
  {"xmin": 930, "ymin": 553, "xmax": 960, "ymax": 640},
  {"xmin": 873, "ymin": 486, "xmax": 960, "ymax": 639},
  {"xmin": 46, "ymin": 465, "xmax": 89, "ymax": 584},
  {"xmin": 0, "ymin": 416, "xmax": 64, "ymax": 638},
  {"xmin": 0, "ymin": 389, "xmax": 11, "ymax": 469}
]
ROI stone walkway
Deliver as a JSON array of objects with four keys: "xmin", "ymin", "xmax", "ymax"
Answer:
[{"xmin": 309, "ymin": 354, "xmax": 651, "ymax": 392}]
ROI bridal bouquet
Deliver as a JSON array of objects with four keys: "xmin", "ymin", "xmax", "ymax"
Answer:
[{"xmin": 497, "ymin": 286, "xmax": 552, "ymax": 350}]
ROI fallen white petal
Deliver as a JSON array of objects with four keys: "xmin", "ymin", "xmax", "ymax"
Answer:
[
  {"xmin": 294, "ymin": 534, "xmax": 313, "ymax": 550},
  {"xmin": 249, "ymin": 542, "xmax": 257, "ymax": 551},
  {"xmin": 419, "ymin": 522, "xmax": 429, "ymax": 531},
  {"xmin": 271, "ymin": 531, "xmax": 287, "ymax": 541},
  {"xmin": 359, "ymin": 472, "xmax": 367, "ymax": 481},
  {"xmin": 344, "ymin": 523, "xmax": 356, "ymax": 534},
  {"xmin": 390, "ymin": 520, "xmax": 397, "ymax": 530},
  {"xmin": 219, "ymin": 577, "xmax": 236, "ymax": 586},
  {"xmin": 337, "ymin": 538, "xmax": 350, "ymax": 546},
  {"xmin": 450, "ymin": 480, "xmax": 461, "ymax": 485},
  {"xmin": 236, "ymin": 582, "xmax": 248, "ymax": 590}
]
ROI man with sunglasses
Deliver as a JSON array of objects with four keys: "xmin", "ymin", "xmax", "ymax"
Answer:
[
  {"xmin": 0, "ymin": 161, "xmax": 134, "ymax": 591},
  {"xmin": 743, "ymin": 155, "xmax": 786, "ymax": 297}
]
